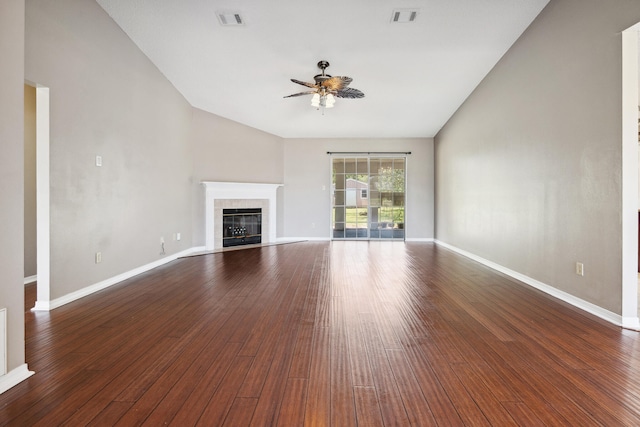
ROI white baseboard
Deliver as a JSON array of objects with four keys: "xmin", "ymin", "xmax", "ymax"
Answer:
[
  {"xmin": 187, "ymin": 246, "xmax": 207, "ymax": 254},
  {"xmin": 622, "ymin": 316, "xmax": 640, "ymax": 331},
  {"xmin": 32, "ymin": 247, "xmax": 206, "ymax": 312},
  {"xmin": 0, "ymin": 364, "xmax": 34, "ymax": 395},
  {"xmin": 434, "ymin": 240, "xmax": 626, "ymax": 329},
  {"xmin": 276, "ymin": 237, "xmax": 436, "ymax": 242},
  {"xmin": 23, "ymin": 275, "xmax": 37, "ymax": 285},
  {"xmin": 278, "ymin": 237, "xmax": 330, "ymax": 242},
  {"xmin": 274, "ymin": 237, "xmax": 435, "ymax": 243}
]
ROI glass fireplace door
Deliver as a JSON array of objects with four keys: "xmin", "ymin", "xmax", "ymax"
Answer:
[{"xmin": 332, "ymin": 156, "xmax": 405, "ymax": 240}]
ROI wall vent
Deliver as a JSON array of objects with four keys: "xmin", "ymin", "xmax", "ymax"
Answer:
[
  {"xmin": 391, "ymin": 9, "xmax": 419, "ymax": 24},
  {"xmin": 217, "ymin": 12, "xmax": 245, "ymax": 26}
]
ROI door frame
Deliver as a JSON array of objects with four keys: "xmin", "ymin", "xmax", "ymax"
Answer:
[
  {"xmin": 621, "ymin": 24, "xmax": 640, "ymax": 328},
  {"xmin": 32, "ymin": 85, "xmax": 51, "ymax": 311}
]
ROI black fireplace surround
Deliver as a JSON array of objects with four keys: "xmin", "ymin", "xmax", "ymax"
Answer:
[{"xmin": 222, "ymin": 208, "xmax": 262, "ymax": 247}]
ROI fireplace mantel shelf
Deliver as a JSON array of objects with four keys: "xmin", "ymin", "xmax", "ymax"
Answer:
[
  {"xmin": 202, "ymin": 182, "xmax": 283, "ymax": 250},
  {"xmin": 201, "ymin": 181, "xmax": 283, "ymax": 193}
]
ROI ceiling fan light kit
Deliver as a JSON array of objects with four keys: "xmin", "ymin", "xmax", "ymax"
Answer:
[{"xmin": 284, "ymin": 60, "xmax": 364, "ymax": 113}]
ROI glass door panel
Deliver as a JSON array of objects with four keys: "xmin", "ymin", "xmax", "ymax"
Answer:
[
  {"xmin": 332, "ymin": 156, "xmax": 405, "ymax": 240},
  {"xmin": 332, "ymin": 159, "xmax": 346, "ymax": 238},
  {"xmin": 394, "ymin": 158, "xmax": 406, "ymax": 238}
]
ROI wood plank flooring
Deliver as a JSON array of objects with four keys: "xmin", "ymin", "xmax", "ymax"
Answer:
[{"xmin": 4, "ymin": 241, "xmax": 640, "ymax": 425}]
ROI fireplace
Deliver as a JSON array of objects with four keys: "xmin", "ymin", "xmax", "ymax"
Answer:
[
  {"xmin": 222, "ymin": 208, "xmax": 262, "ymax": 247},
  {"xmin": 202, "ymin": 182, "xmax": 283, "ymax": 250}
]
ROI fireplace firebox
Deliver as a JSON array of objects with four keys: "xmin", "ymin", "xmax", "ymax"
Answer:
[{"xmin": 222, "ymin": 208, "xmax": 262, "ymax": 247}]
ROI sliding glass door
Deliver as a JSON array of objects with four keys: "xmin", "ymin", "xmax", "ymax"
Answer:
[{"xmin": 332, "ymin": 156, "xmax": 406, "ymax": 240}]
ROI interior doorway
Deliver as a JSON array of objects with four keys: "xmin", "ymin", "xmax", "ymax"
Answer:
[{"xmin": 331, "ymin": 156, "xmax": 406, "ymax": 240}]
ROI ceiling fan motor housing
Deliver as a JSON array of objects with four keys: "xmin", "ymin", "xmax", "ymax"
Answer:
[{"xmin": 314, "ymin": 74, "xmax": 332, "ymax": 84}]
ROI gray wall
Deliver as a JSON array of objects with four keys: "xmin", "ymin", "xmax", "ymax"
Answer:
[
  {"xmin": 0, "ymin": 0, "xmax": 26, "ymax": 373},
  {"xmin": 190, "ymin": 108, "xmax": 284, "ymax": 246},
  {"xmin": 283, "ymin": 138, "xmax": 434, "ymax": 239},
  {"xmin": 25, "ymin": 0, "xmax": 195, "ymax": 300},
  {"xmin": 24, "ymin": 84, "xmax": 37, "ymax": 279},
  {"xmin": 435, "ymin": 0, "xmax": 640, "ymax": 314}
]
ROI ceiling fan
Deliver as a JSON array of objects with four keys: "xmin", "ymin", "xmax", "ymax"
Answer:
[{"xmin": 284, "ymin": 60, "xmax": 364, "ymax": 111}]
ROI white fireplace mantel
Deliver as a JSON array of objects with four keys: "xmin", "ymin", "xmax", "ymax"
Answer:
[{"xmin": 202, "ymin": 181, "xmax": 283, "ymax": 250}]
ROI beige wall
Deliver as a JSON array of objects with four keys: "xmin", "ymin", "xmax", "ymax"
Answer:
[
  {"xmin": 24, "ymin": 85, "xmax": 37, "ymax": 279},
  {"xmin": 25, "ymin": 0, "xmax": 194, "ymax": 300},
  {"xmin": 435, "ymin": 0, "xmax": 640, "ymax": 314},
  {"xmin": 0, "ymin": 0, "xmax": 26, "ymax": 372},
  {"xmin": 283, "ymin": 138, "xmax": 434, "ymax": 239}
]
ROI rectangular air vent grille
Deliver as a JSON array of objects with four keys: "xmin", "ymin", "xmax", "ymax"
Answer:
[
  {"xmin": 391, "ymin": 9, "xmax": 419, "ymax": 23},
  {"xmin": 217, "ymin": 12, "xmax": 244, "ymax": 26}
]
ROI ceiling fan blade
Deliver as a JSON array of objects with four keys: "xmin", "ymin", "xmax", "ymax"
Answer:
[
  {"xmin": 290, "ymin": 79, "xmax": 318, "ymax": 89},
  {"xmin": 283, "ymin": 90, "xmax": 317, "ymax": 98},
  {"xmin": 321, "ymin": 76, "xmax": 352, "ymax": 91},
  {"xmin": 335, "ymin": 87, "xmax": 365, "ymax": 99}
]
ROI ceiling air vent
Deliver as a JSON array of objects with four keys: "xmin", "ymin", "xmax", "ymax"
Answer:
[
  {"xmin": 391, "ymin": 9, "xmax": 419, "ymax": 24},
  {"xmin": 217, "ymin": 12, "xmax": 245, "ymax": 26}
]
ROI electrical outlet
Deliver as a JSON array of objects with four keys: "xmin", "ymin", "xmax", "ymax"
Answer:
[
  {"xmin": 95, "ymin": 252, "xmax": 102, "ymax": 264},
  {"xmin": 160, "ymin": 236, "xmax": 165, "ymax": 244},
  {"xmin": 176, "ymin": 232, "xmax": 181, "ymax": 241},
  {"xmin": 576, "ymin": 262, "xmax": 584, "ymax": 276},
  {"xmin": 95, "ymin": 155, "xmax": 102, "ymax": 167}
]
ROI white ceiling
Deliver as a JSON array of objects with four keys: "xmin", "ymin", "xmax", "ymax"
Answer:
[{"xmin": 95, "ymin": 0, "xmax": 549, "ymax": 139}]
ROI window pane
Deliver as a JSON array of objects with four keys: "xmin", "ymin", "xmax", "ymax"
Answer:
[
  {"xmin": 345, "ymin": 190, "xmax": 356, "ymax": 207},
  {"xmin": 381, "ymin": 192, "xmax": 393, "ymax": 207},
  {"xmin": 357, "ymin": 158, "xmax": 368, "ymax": 174},
  {"xmin": 370, "ymin": 158, "xmax": 381, "ymax": 174},
  {"xmin": 379, "ymin": 206, "xmax": 393, "ymax": 223},
  {"xmin": 334, "ymin": 190, "xmax": 345, "ymax": 206},
  {"xmin": 345, "ymin": 159, "xmax": 356, "ymax": 173},
  {"xmin": 370, "ymin": 207, "xmax": 379, "ymax": 224},
  {"xmin": 380, "ymin": 159, "xmax": 393, "ymax": 170},
  {"xmin": 369, "ymin": 190, "xmax": 380, "ymax": 207},
  {"xmin": 345, "ymin": 207, "xmax": 357, "ymax": 226},
  {"xmin": 356, "ymin": 208, "xmax": 368, "ymax": 226},
  {"xmin": 333, "ymin": 158, "xmax": 344, "ymax": 174},
  {"xmin": 393, "ymin": 208, "xmax": 405, "ymax": 223}
]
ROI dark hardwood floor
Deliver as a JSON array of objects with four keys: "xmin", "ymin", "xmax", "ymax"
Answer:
[{"xmin": 4, "ymin": 241, "xmax": 640, "ymax": 425}]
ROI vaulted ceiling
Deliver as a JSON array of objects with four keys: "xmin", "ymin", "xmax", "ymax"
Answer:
[{"xmin": 95, "ymin": 0, "xmax": 550, "ymax": 138}]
